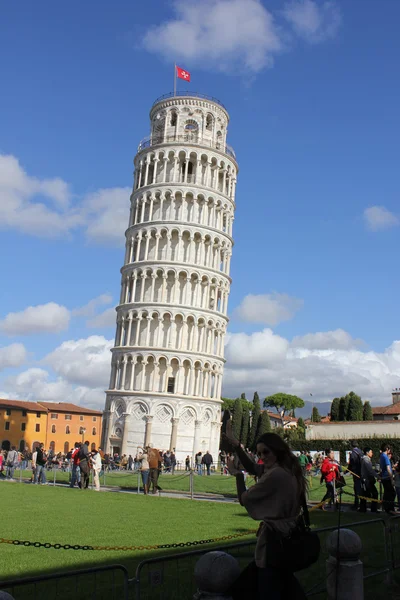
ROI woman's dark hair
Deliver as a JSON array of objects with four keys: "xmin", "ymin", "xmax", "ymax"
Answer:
[
  {"xmin": 381, "ymin": 443, "xmax": 390, "ymax": 453},
  {"xmin": 324, "ymin": 448, "xmax": 332, "ymax": 456},
  {"xmin": 363, "ymin": 447, "xmax": 372, "ymax": 454},
  {"xmin": 256, "ymin": 433, "xmax": 307, "ymax": 500}
]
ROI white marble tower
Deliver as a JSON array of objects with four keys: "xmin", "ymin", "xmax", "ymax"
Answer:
[{"xmin": 102, "ymin": 92, "xmax": 238, "ymax": 463}]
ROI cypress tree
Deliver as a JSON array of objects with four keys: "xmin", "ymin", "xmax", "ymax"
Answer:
[
  {"xmin": 249, "ymin": 392, "xmax": 261, "ymax": 450},
  {"xmin": 330, "ymin": 398, "xmax": 340, "ymax": 421},
  {"xmin": 232, "ymin": 397, "xmax": 243, "ymax": 441},
  {"xmin": 258, "ymin": 411, "xmax": 272, "ymax": 436},
  {"xmin": 297, "ymin": 417, "xmax": 306, "ymax": 430},
  {"xmin": 312, "ymin": 406, "xmax": 321, "ymax": 422},
  {"xmin": 240, "ymin": 403, "xmax": 250, "ymax": 447},
  {"xmin": 339, "ymin": 396, "xmax": 349, "ymax": 421},
  {"xmin": 363, "ymin": 401, "xmax": 373, "ymax": 421},
  {"xmin": 347, "ymin": 392, "xmax": 363, "ymax": 421}
]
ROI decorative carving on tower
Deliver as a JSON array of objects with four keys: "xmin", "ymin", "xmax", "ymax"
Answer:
[{"xmin": 103, "ymin": 92, "xmax": 238, "ymax": 462}]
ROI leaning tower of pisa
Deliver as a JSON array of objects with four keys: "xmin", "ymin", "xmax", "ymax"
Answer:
[{"xmin": 102, "ymin": 91, "xmax": 237, "ymax": 463}]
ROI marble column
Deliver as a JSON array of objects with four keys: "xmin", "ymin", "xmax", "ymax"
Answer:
[
  {"xmin": 192, "ymin": 419, "xmax": 202, "ymax": 462},
  {"xmin": 121, "ymin": 413, "xmax": 130, "ymax": 455},
  {"xmin": 144, "ymin": 415, "xmax": 153, "ymax": 447},
  {"xmin": 169, "ymin": 418, "xmax": 179, "ymax": 451}
]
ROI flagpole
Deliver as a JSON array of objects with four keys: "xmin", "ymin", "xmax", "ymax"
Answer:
[{"xmin": 173, "ymin": 63, "xmax": 176, "ymax": 97}]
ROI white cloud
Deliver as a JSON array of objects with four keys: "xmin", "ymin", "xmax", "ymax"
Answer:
[
  {"xmin": 0, "ymin": 343, "xmax": 26, "ymax": 371},
  {"xmin": 233, "ymin": 293, "xmax": 303, "ymax": 326},
  {"xmin": 43, "ymin": 335, "xmax": 113, "ymax": 388},
  {"xmin": 87, "ymin": 308, "xmax": 116, "ymax": 329},
  {"xmin": 283, "ymin": 0, "xmax": 341, "ymax": 43},
  {"xmin": 225, "ymin": 328, "xmax": 289, "ymax": 366},
  {"xmin": 291, "ymin": 329, "xmax": 363, "ymax": 350},
  {"xmin": 142, "ymin": 0, "xmax": 342, "ymax": 75},
  {"xmin": 143, "ymin": 0, "xmax": 283, "ymax": 74},
  {"xmin": 0, "ymin": 153, "xmax": 129, "ymax": 246},
  {"xmin": 223, "ymin": 330, "xmax": 400, "ymax": 406},
  {"xmin": 83, "ymin": 187, "xmax": 131, "ymax": 246},
  {"xmin": 363, "ymin": 206, "xmax": 399, "ymax": 232},
  {"xmin": 2, "ymin": 367, "xmax": 105, "ymax": 409},
  {"xmin": 72, "ymin": 294, "xmax": 113, "ymax": 318},
  {"xmin": 0, "ymin": 154, "xmax": 82, "ymax": 238},
  {"xmin": 0, "ymin": 303, "xmax": 70, "ymax": 335}
]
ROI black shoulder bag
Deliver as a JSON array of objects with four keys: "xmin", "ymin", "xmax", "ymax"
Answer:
[{"xmin": 265, "ymin": 495, "xmax": 320, "ymax": 572}]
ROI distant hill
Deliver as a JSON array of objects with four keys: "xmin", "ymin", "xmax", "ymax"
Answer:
[{"xmin": 296, "ymin": 401, "xmax": 331, "ymax": 419}]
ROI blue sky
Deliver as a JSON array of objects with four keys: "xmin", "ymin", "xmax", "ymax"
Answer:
[{"xmin": 0, "ymin": 0, "xmax": 399, "ymax": 410}]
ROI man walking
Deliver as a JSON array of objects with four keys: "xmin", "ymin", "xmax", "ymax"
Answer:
[
  {"xmin": 320, "ymin": 449, "xmax": 340, "ymax": 509},
  {"xmin": 70, "ymin": 443, "xmax": 81, "ymax": 488},
  {"xmin": 6, "ymin": 446, "xmax": 18, "ymax": 480},
  {"xmin": 170, "ymin": 449, "xmax": 177, "ymax": 474},
  {"xmin": 91, "ymin": 449, "xmax": 102, "ymax": 491},
  {"xmin": 34, "ymin": 443, "xmax": 47, "ymax": 485},
  {"xmin": 202, "ymin": 450, "xmax": 213, "ymax": 476},
  {"xmin": 360, "ymin": 447, "xmax": 378, "ymax": 513},
  {"xmin": 78, "ymin": 440, "xmax": 90, "ymax": 490},
  {"xmin": 348, "ymin": 441, "xmax": 363, "ymax": 510},
  {"xmin": 380, "ymin": 443, "xmax": 396, "ymax": 514},
  {"xmin": 298, "ymin": 451, "xmax": 308, "ymax": 476},
  {"xmin": 148, "ymin": 446, "xmax": 162, "ymax": 495}
]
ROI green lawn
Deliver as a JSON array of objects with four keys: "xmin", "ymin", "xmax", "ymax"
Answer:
[
  {"xmin": 0, "ymin": 482, "xmax": 395, "ymax": 599},
  {"xmin": 13, "ymin": 467, "xmax": 355, "ymax": 502}
]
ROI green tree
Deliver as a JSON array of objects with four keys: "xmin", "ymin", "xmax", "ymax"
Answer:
[
  {"xmin": 232, "ymin": 397, "xmax": 243, "ymax": 441},
  {"xmin": 363, "ymin": 401, "xmax": 373, "ymax": 421},
  {"xmin": 297, "ymin": 417, "xmax": 306, "ymax": 430},
  {"xmin": 240, "ymin": 403, "xmax": 250, "ymax": 447},
  {"xmin": 249, "ymin": 392, "xmax": 261, "ymax": 450},
  {"xmin": 346, "ymin": 391, "xmax": 363, "ymax": 421},
  {"xmin": 311, "ymin": 406, "xmax": 321, "ymax": 422},
  {"xmin": 264, "ymin": 393, "xmax": 305, "ymax": 424},
  {"xmin": 241, "ymin": 393, "xmax": 247, "ymax": 400},
  {"xmin": 339, "ymin": 396, "xmax": 349, "ymax": 421},
  {"xmin": 257, "ymin": 411, "xmax": 271, "ymax": 436},
  {"xmin": 330, "ymin": 398, "xmax": 340, "ymax": 421},
  {"xmin": 296, "ymin": 417, "xmax": 306, "ymax": 440}
]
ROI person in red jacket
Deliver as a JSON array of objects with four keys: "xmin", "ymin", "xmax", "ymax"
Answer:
[{"xmin": 320, "ymin": 449, "xmax": 340, "ymax": 510}]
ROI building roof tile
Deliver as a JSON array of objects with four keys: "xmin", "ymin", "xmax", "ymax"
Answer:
[
  {"xmin": 38, "ymin": 402, "xmax": 103, "ymax": 416},
  {"xmin": 372, "ymin": 401, "xmax": 400, "ymax": 415},
  {"xmin": 0, "ymin": 398, "xmax": 47, "ymax": 412},
  {"xmin": 0, "ymin": 398, "xmax": 102, "ymax": 416}
]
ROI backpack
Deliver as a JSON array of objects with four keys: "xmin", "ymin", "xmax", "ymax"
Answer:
[{"xmin": 349, "ymin": 448, "xmax": 362, "ymax": 476}]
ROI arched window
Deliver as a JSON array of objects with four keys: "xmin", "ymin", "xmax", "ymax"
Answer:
[
  {"xmin": 66, "ymin": 426, "xmax": 70, "ymax": 434},
  {"xmin": 92, "ymin": 427, "xmax": 96, "ymax": 435},
  {"xmin": 64, "ymin": 442, "xmax": 69, "ymax": 454},
  {"xmin": 170, "ymin": 110, "xmax": 177, "ymax": 126},
  {"xmin": 51, "ymin": 425, "xmax": 56, "ymax": 433},
  {"xmin": 206, "ymin": 114, "xmax": 213, "ymax": 131},
  {"xmin": 79, "ymin": 427, "xmax": 84, "ymax": 435},
  {"xmin": 50, "ymin": 441, "xmax": 55, "ymax": 453}
]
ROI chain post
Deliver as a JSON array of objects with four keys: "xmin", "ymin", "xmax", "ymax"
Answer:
[
  {"xmin": 137, "ymin": 470, "xmax": 140, "ymax": 495},
  {"xmin": 53, "ymin": 467, "xmax": 56, "ymax": 486},
  {"xmin": 190, "ymin": 469, "xmax": 194, "ymax": 500}
]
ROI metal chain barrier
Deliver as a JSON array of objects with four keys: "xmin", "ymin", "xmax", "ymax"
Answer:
[{"xmin": 0, "ymin": 529, "xmax": 258, "ymax": 552}]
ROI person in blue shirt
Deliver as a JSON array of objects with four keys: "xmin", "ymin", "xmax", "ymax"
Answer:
[{"xmin": 380, "ymin": 444, "xmax": 396, "ymax": 514}]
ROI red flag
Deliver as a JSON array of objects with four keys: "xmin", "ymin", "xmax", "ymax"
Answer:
[{"xmin": 176, "ymin": 66, "xmax": 191, "ymax": 82}]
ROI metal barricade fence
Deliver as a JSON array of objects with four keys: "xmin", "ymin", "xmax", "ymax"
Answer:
[
  {"xmin": 0, "ymin": 565, "xmax": 130, "ymax": 600},
  {"xmin": 133, "ymin": 518, "xmax": 391, "ymax": 600},
  {"xmin": 133, "ymin": 540, "xmax": 255, "ymax": 600}
]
